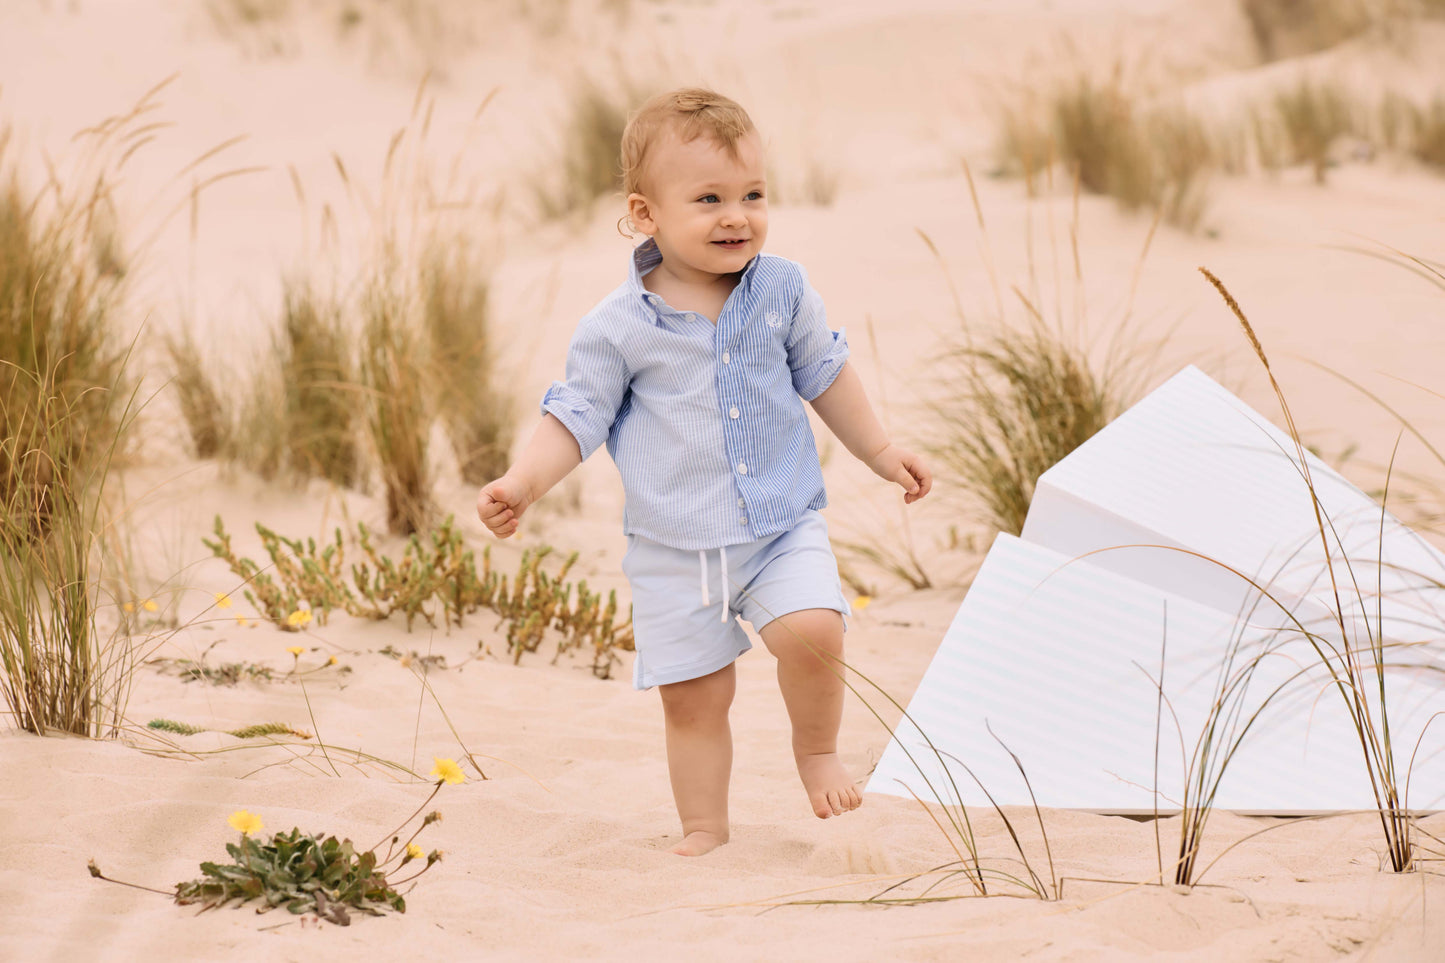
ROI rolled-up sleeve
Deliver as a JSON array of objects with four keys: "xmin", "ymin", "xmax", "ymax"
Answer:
[
  {"xmin": 786, "ymin": 266, "xmax": 850, "ymax": 401},
  {"xmin": 540, "ymin": 318, "xmax": 630, "ymax": 461}
]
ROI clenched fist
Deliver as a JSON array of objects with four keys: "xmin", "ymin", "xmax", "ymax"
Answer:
[{"xmin": 476, "ymin": 475, "xmax": 534, "ymax": 539}]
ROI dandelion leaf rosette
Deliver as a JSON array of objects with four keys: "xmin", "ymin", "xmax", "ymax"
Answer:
[{"xmin": 175, "ymin": 829, "xmax": 405, "ymax": 923}]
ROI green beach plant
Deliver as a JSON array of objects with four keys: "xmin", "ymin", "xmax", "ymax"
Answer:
[
  {"xmin": 89, "ymin": 758, "xmax": 461, "ymax": 925},
  {"xmin": 203, "ymin": 515, "xmax": 635, "ymax": 676}
]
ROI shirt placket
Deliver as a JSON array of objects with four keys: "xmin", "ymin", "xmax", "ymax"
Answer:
[{"xmin": 715, "ymin": 304, "xmax": 751, "ymax": 536}]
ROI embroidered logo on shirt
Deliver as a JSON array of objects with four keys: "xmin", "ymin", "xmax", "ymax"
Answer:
[{"xmin": 765, "ymin": 311, "xmax": 783, "ymax": 329}]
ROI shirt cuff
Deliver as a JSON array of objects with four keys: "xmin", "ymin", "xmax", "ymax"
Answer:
[
  {"xmin": 792, "ymin": 327, "xmax": 850, "ymax": 401},
  {"xmin": 541, "ymin": 383, "xmax": 608, "ymax": 461}
]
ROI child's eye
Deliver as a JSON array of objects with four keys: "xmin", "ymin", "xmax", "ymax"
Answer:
[
  {"xmin": 746, "ymin": 190, "xmax": 764, "ymax": 201},
  {"xmin": 697, "ymin": 194, "xmax": 720, "ymax": 203}
]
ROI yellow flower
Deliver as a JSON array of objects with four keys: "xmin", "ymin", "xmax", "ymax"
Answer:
[
  {"xmin": 327, "ymin": 655, "xmax": 337, "ymax": 666},
  {"xmin": 142, "ymin": 599, "xmax": 159, "ymax": 613},
  {"xmin": 406, "ymin": 843, "xmax": 424, "ymax": 860},
  {"xmin": 214, "ymin": 592, "xmax": 232, "ymax": 609},
  {"xmin": 122, "ymin": 602, "xmax": 134, "ymax": 613},
  {"xmin": 285, "ymin": 609, "xmax": 312, "ymax": 628},
  {"xmin": 851, "ymin": 595, "xmax": 873, "ymax": 612},
  {"xmin": 237, "ymin": 617, "xmax": 249, "ymax": 627},
  {"xmin": 227, "ymin": 810, "xmax": 263, "ymax": 835},
  {"xmin": 429, "ymin": 757, "xmax": 464, "ymax": 785},
  {"xmin": 286, "ymin": 646, "xmax": 304, "ymax": 657}
]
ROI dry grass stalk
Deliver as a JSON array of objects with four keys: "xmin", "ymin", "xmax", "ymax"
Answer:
[{"xmin": 1198, "ymin": 265, "xmax": 1431, "ymax": 874}]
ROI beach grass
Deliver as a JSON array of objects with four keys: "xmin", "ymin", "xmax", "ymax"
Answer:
[
  {"xmin": 421, "ymin": 240, "xmax": 513, "ymax": 486},
  {"xmin": 1239, "ymin": 0, "xmax": 1375, "ymax": 62},
  {"xmin": 359, "ymin": 271, "xmax": 433, "ymax": 536},
  {"xmin": 995, "ymin": 70, "xmax": 1212, "ymax": 231},
  {"xmin": 925, "ymin": 170, "xmax": 1161, "ymax": 539},
  {"xmin": 1197, "ymin": 266, "xmax": 1437, "ymax": 873},
  {"xmin": 163, "ymin": 326, "xmax": 233, "ymax": 460},
  {"xmin": 535, "ymin": 74, "xmax": 645, "ymax": 221},
  {"xmin": 278, "ymin": 282, "xmax": 362, "ymax": 487},
  {"xmin": 0, "ymin": 103, "xmax": 149, "ymax": 737},
  {"xmin": 1269, "ymin": 80, "xmax": 1360, "ymax": 184}
]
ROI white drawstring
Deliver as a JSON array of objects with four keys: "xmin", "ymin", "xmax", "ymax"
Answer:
[
  {"xmin": 699, "ymin": 547, "xmax": 730, "ymax": 623},
  {"xmin": 718, "ymin": 547, "xmax": 728, "ymax": 623}
]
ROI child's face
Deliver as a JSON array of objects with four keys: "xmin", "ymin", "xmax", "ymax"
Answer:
[{"xmin": 628, "ymin": 129, "xmax": 768, "ymax": 281}]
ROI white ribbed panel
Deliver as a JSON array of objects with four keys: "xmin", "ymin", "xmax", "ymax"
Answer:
[
  {"xmin": 869, "ymin": 367, "xmax": 1445, "ymax": 813},
  {"xmin": 867, "ymin": 534, "xmax": 1445, "ymax": 812}
]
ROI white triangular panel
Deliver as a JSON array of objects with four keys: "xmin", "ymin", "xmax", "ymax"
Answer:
[{"xmin": 868, "ymin": 367, "xmax": 1445, "ymax": 813}]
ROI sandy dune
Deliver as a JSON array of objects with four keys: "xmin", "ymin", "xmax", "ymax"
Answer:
[{"xmin": 1, "ymin": 1, "xmax": 1443, "ymax": 959}]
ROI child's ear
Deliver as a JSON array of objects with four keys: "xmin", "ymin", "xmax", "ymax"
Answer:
[{"xmin": 626, "ymin": 192, "xmax": 656, "ymax": 235}]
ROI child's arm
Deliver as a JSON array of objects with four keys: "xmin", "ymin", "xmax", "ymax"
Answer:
[
  {"xmin": 809, "ymin": 361, "xmax": 932, "ymax": 504},
  {"xmin": 476, "ymin": 414, "xmax": 583, "ymax": 538}
]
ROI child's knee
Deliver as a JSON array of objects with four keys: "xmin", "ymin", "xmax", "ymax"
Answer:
[
  {"xmin": 762, "ymin": 609, "xmax": 844, "ymax": 662},
  {"xmin": 659, "ymin": 664, "xmax": 735, "ymax": 724}
]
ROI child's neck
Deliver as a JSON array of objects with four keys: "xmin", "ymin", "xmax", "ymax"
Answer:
[{"xmin": 641, "ymin": 257, "xmax": 741, "ymax": 325}]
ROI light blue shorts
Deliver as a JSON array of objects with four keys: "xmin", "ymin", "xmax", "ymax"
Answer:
[{"xmin": 622, "ymin": 510, "xmax": 850, "ymax": 690}]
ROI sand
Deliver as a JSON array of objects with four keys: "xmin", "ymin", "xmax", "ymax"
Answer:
[{"xmin": 1, "ymin": 1, "xmax": 1443, "ymax": 959}]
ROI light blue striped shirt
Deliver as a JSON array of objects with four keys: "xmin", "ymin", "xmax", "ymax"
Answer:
[{"xmin": 541, "ymin": 238, "xmax": 849, "ymax": 550}]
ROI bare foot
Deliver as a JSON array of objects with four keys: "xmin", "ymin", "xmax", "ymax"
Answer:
[
  {"xmin": 670, "ymin": 830, "xmax": 727, "ymax": 856},
  {"xmin": 796, "ymin": 751, "xmax": 862, "ymax": 819}
]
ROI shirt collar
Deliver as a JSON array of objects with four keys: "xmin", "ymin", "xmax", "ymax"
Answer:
[{"xmin": 628, "ymin": 237, "xmax": 764, "ymax": 317}]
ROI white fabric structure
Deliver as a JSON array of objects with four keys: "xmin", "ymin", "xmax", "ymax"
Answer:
[{"xmin": 867, "ymin": 366, "xmax": 1445, "ymax": 813}]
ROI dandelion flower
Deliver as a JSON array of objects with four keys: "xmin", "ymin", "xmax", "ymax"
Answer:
[
  {"xmin": 142, "ymin": 599, "xmax": 159, "ymax": 613},
  {"xmin": 214, "ymin": 592, "xmax": 232, "ymax": 609},
  {"xmin": 851, "ymin": 595, "xmax": 872, "ymax": 612},
  {"xmin": 237, "ymin": 617, "xmax": 249, "ymax": 627},
  {"xmin": 429, "ymin": 757, "xmax": 464, "ymax": 785},
  {"xmin": 327, "ymin": 655, "xmax": 337, "ymax": 666},
  {"xmin": 122, "ymin": 602, "xmax": 135, "ymax": 613},
  {"xmin": 286, "ymin": 609, "xmax": 312, "ymax": 628},
  {"xmin": 287, "ymin": 646, "xmax": 304, "ymax": 657},
  {"xmin": 227, "ymin": 810, "xmax": 263, "ymax": 835},
  {"xmin": 406, "ymin": 843, "xmax": 424, "ymax": 860}
]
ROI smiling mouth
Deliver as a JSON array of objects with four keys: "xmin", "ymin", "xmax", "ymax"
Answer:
[{"xmin": 713, "ymin": 239, "xmax": 749, "ymax": 248}]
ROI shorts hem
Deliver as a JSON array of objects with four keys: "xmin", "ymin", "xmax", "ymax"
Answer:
[{"xmin": 633, "ymin": 639, "xmax": 752, "ymax": 691}]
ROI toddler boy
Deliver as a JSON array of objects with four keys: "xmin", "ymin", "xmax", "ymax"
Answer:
[{"xmin": 477, "ymin": 88, "xmax": 931, "ymax": 856}]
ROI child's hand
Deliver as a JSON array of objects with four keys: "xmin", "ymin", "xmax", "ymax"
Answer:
[
  {"xmin": 869, "ymin": 444, "xmax": 933, "ymax": 505},
  {"xmin": 476, "ymin": 475, "xmax": 533, "ymax": 538}
]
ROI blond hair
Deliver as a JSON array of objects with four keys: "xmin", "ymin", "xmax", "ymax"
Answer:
[{"xmin": 620, "ymin": 88, "xmax": 755, "ymax": 197}]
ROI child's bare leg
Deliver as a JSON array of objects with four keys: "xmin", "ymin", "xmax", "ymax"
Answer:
[
  {"xmin": 758, "ymin": 609, "xmax": 861, "ymax": 818},
  {"xmin": 658, "ymin": 662, "xmax": 736, "ymax": 856}
]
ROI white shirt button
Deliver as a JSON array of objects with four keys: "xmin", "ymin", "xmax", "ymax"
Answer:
[
  {"xmin": 722, "ymin": 351, "xmax": 730, "ymax": 364},
  {"xmin": 729, "ymin": 406, "xmax": 739, "ymax": 419},
  {"xmin": 737, "ymin": 462, "xmax": 747, "ymax": 474},
  {"xmin": 739, "ymin": 517, "xmax": 748, "ymax": 526},
  {"xmin": 737, "ymin": 498, "xmax": 746, "ymax": 508}
]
